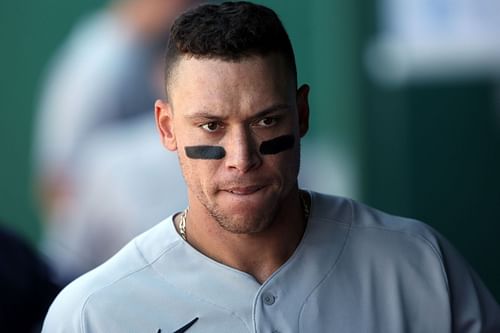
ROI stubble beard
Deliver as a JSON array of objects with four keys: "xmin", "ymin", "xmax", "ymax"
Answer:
[
  {"xmin": 179, "ymin": 144, "xmax": 301, "ymax": 235},
  {"xmin": 196, "ymin": 191, "xmax": 281, "ymax": 235}
]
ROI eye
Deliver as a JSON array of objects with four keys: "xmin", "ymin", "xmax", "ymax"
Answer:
[
  {"xmin": 255, "ymin": 117, "xmax": 278, "ymax": 128},
  {"xmin": 201, "ymin": 121, "xmax": 221, "ymax": 132}
]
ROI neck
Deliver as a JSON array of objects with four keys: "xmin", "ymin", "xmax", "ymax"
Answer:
[{"xmin": 179, "ymin": 189, "xmax": 308, "ymax": 284}]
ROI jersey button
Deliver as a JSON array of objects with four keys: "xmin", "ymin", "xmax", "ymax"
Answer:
[{"xmin": 262, "ymin": 292, "xmax": 276, "ymax": 305}]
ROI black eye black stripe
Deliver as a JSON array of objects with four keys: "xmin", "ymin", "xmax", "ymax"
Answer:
[
  {"xmin": 259, "ymin": 134, "xmax": 295, "ymax": 155},
  {"xmin": 185, "ymin": 146, "xmax": 226, "ymax": 159}
]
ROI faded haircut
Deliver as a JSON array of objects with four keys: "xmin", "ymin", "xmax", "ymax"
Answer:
[{"xmin": 164, "ymin": 1, "xmax": 297, "ymax": 98}]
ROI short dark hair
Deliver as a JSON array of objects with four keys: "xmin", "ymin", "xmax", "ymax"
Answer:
[{"xmin": 164, "ymin": 1, "xmax": 297, "ymax": 97}]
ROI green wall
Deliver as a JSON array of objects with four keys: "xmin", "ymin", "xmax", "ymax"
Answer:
[
  {"xmin": 0, "ymin": 1, "xmax": 104, "ymax": 243},
  {"xmin": 363, "ymin": 79, "xmax": 500, "ymax": 300}
]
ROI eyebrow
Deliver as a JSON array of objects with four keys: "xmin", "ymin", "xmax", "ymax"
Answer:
[
  {"xmin": 185, "ymin": 104, "xmax": 291, "ymax": 121},
  {"xmin": 251, "ymin": 104, "xmax": 291, "ymax": 120}
]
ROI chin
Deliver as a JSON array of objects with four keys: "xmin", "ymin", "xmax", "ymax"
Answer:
[
  {"xmin": 212, "ymin": 207, "xmax": 277, "ymax": 235},
  {"xmin": 217, "ymin": 215, "xmax": 273, "ymax": 234}
]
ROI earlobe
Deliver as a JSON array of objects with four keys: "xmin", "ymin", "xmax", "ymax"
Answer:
[
  {"xmin": 296, "ymin": 84, "xmax": 310, "ymax": 137},
  {"xmin": 155, "ymin": 99, "xmax": 177, "ymax": 151}
]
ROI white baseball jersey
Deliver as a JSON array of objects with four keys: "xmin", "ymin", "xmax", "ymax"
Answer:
[{"xmin": 42, "ymin": 192, "xmax": 500, "ymax": 332}]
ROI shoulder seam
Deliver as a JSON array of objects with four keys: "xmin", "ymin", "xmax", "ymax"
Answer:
[
  {"xmin": 349, "ymin": 223, "xmax": 450, "ymax": 294},
  {"xmin": 79, "ymin": 238, "xmax": 183, "ymax": 330}
]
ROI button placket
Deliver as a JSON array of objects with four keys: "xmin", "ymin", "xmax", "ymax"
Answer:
[{"xmin": 255, "ymin": 289, "xmax": 282, "ymax": 333}]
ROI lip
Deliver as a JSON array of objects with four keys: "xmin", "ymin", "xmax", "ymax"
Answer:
[{"xmin": 223, "ymin": 185, "xmax": 265, "ymax": 195}]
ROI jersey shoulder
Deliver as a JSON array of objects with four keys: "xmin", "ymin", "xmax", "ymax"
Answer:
[
  {"xmin": 308, "ymin": 191, "xmax": 500, "ymax": 330},
  {"xmin": 42, "ymin": 217, "xmax": 180, "ymax": 332},
  {"xmin": 310, "ymin": 191, "xmax": 447, "ymax": 269}
]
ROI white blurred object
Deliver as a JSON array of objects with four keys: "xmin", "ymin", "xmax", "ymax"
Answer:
[
  {"xmin": 299, "ymin": 138, "xmax": 359, "ymax": 200},
  {"xmin": 41, "ymin": 116, "xmax": 186, "ymax": 282},
  {"xmin": 34, "ymin": 11, "xmax": 157, "ymax": 179},
  {"xmin": 366, "ymin": 0, "xmax": 500, "ymax": 84},
  {"xmin": 33, "ymin": 0, "xmax": 199, "ymax": 283}
]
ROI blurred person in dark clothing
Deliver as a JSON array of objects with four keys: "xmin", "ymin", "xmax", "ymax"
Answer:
[{"xmin": 0, "ymin": 224, "xmax": 60, "ymax": 332}]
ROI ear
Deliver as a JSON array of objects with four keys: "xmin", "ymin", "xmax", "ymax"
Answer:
[
  {"xmin": 155, "ymin": 99, "xmax": 177, "ymax": 151},
  {"xmin": 296, "ymin": 84, "xmax": 310, "ymax": 137}
]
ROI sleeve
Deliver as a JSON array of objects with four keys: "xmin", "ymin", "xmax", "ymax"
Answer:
[
  {"xmin": 41, "ymin": 289, "xmax": 85, "ymax": 333},
  {"xmin": 438, "ymin": 235, "xmax": 500, "ymax": 332}
]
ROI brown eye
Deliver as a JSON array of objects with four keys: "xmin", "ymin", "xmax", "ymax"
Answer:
[
  {"xmin": 201, "ymin": 121, "xmax": 220, "ymax": 132},
  {"xmin": 256, "ymin": 117, "xmax": 277, "ymax": 127}
]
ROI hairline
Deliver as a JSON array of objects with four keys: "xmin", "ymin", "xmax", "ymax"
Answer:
[{"xmin": 164, "ymin": 52, "xmax": 297, "ymax": 104}]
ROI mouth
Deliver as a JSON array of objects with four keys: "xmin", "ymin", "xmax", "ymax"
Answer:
[{"xmin": 223, "ymin": 185, "xmax": 265, "ymax": 195}]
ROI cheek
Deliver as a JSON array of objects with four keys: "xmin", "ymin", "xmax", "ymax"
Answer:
[
  {"xmin": 259, "ymin": 135, "xmax": 295, "ymax": 155},
  {"xmin": 180, "ymin": 155, "xmax": 220, "ymax": 184},
  {"xmin": 259, "ymin": 134, "xmax": 299, "ymax": 173},
  {"xmin": 264, "ymin": 145, "xmax": 300, "ymax": 175}
]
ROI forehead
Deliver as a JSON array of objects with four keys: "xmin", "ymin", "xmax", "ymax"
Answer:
[{"xmin": 167, "ymin": 54, "xmax": 295, "ymax": 116}]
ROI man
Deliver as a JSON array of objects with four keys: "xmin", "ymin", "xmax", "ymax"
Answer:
[{"xmin": 43, "ymin": 2, "xmax": 500, "ymax": 332}]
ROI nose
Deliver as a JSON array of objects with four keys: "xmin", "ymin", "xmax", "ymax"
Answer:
[{"xmin": 224, "ymin": 127, "xmax": 262, "ymax": 173}]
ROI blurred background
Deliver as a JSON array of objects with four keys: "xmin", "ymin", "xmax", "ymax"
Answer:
[{"xmin": 0, "ymin": 0, "xmax": 499, "ymax": 310}]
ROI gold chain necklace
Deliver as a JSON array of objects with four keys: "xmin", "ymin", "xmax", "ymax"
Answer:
[
  {"xmin": 178, "ymin": 191, "xmax": 310, "ymax": 241},
  {"xmin": 179, "ymin": 207, "xmax": 188, "ymax": 241}
]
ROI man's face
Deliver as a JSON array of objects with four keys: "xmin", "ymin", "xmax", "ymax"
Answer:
[{"xmin": 156, "ymin": 54, "xmax": 309, "ymax": 234}]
